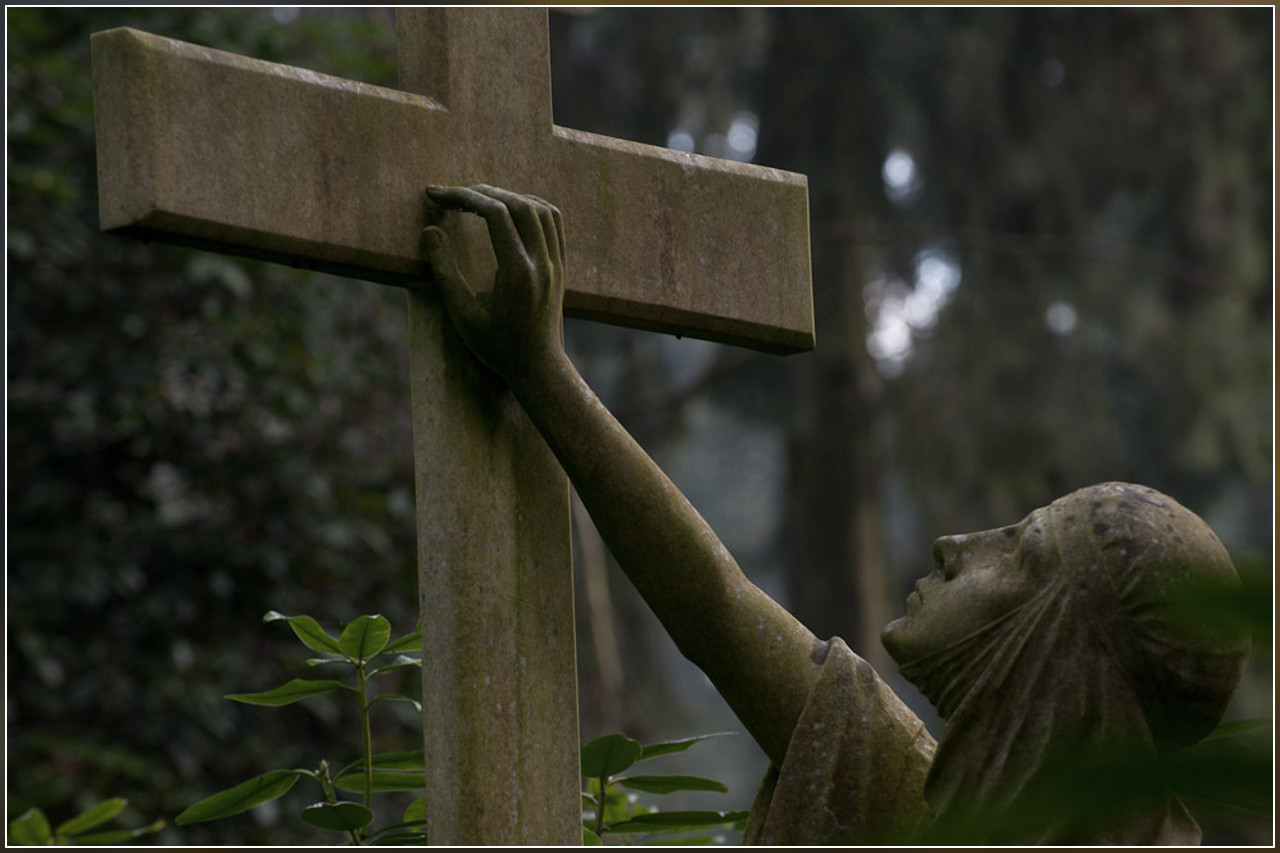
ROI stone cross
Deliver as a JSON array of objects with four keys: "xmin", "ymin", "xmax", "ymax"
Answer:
[{"xmin": 91, "ymin": 7, "xmax": 813, "ymax": 844}]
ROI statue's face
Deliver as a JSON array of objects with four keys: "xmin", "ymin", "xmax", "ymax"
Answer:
[{"xmin": 881, "ymin": 509, "xmax": 1050, "ymax": 665}]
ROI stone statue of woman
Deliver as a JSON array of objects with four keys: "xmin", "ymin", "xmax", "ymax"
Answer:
[{"xmin": 417, "ymin": 185, "xmax": 1251, "ymax": 845}]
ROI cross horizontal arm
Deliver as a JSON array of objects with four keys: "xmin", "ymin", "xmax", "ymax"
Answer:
[
  {"xmin": 92, "ymin": 26, "xmax": 814, "ymax": 354},
  {"xmin": 549, "ymin": 128, "xmax": 813, "ymax": 353},
  {"xmin": 91, "ymin": 28, "xmax": 450, "ymax": 284}
]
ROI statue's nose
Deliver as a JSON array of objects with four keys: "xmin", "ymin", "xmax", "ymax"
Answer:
[{"xmin": 931, "ymin": 534, "xmax": 969, "ymax": 578}]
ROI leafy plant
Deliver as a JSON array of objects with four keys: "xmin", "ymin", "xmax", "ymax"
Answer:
[
  {"xmin": 175, "ymin": 611, "xmax": 427, "ymax": 845},
  {"xmin": 579, "ymin": 732, "xmax": 747, "ymax": 845},
  {"xmin": 8, "ymin": 799, "xmax": 164, "ymax": 846}
]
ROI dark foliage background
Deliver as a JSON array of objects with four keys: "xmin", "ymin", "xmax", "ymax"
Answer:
[{"xmin": 7, "ymin": 7, "xmax": 1272, "ymax": 845}]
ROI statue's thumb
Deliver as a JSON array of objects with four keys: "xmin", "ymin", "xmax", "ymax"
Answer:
[
  {"xmin": 422, "ymin": 226, "xmax": 456, "ymax": 278},
  {"xmin": 422, "ymin": 227, "xmax": 477, "ymax": 322}
]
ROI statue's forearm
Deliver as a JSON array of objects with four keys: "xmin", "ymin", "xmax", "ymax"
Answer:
[
  {"xmin": 419, "ymin": 185, "xmax": 822, "ymax": 764},
  {"xmin": 509, "ymin": 349, "xmax": 822, "ymax": 766}
]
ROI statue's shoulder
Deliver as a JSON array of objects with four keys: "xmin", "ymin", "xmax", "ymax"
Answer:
[
  {"xmin": 818, "ymin": 637, "xmax": 936, "ymax": 758},
  {"xmin": 744, "ymin": 637, "xmax": 934, "ymax": 845}
]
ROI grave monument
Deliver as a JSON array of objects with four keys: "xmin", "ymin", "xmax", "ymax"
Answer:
[{"xmin": 92, "ymin": 7, "xmax": 813, "ymax": 845}]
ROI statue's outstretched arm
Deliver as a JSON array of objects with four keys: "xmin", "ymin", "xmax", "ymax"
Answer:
[{"xmin": 419, "ymin": 185, "xmax": 824, "ymax": 766}]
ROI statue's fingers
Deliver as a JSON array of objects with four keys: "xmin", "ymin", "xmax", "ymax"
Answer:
[
  {"xmin": 524, "ymin": 197, "xmax": 561, "ymax": 277},
  {"xmin": 426, "ymin": 185, "xmax": 526, "ymax": 269},
  {"xmin": 550, "ymin": 204, "xmax": 566, "ymax": 274},
  {"xmin": 521, "ymin": 193, "xmax": 566, "ymax": 271},
  {"xmin": 472, "ymin": 185, "xmax": 552, "ymax": 271}
]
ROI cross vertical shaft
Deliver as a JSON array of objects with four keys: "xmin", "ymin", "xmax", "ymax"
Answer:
[
  {"xmin": 405, "ymin": 295, "xmax": 580, "ymax": 844},
  {"xmin": 397, "ymin": 9, "xmax": 580, "ymax": 845}
]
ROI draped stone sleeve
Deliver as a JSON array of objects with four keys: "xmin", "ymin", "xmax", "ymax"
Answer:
[{"xmin": 742, "ymin": 637, "xmax": 937, "ymax": 845}]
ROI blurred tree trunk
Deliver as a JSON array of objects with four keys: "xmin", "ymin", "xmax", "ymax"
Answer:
[
  {"xmin": 759, "ymin": 11, "xmax": 895, "ymax": 670},
  {"xmin": 780, "ymin": 237, "xmax": 891, "ymax": 669}
]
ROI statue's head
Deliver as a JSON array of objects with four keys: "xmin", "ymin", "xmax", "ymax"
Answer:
[
  {"xmin": 881, "ymin": 482, "xmax": 1251, "ymax": 842},
  {"xmin": 883, "ymin": 481, "xmax": 1248, "ymax": 747}
]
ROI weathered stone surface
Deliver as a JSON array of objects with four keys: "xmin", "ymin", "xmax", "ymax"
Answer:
[
  {"xmin": 92, "ymin": 8, "xmax": 818, "ymax": 845},
  {"xmin": 406, "ymin": 287, "xmax": 579, "ymax": 845},
  {"xmin": 397, "ymin": 11, "xmax": 579, "ymax": 846},
  {"xmin": 90, "ymin": 11, "xmax": 813, "ymax": 353}
]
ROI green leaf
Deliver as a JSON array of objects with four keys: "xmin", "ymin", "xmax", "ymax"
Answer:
[
  {"xmin": 305, "ymin": 656, "xmax": 349, "ymax": 667},
  {"xmin": 382, "ymin": 628, "xmax": 421, "ymax": 655},
  {"xmin": 608, "ymin": 810, "xmax": 750, "ymax": 834},
  {"xmin": 583, "ymin": 826, "xmax": 603, "ymax": 845},
  {"xmin": 264, "ymin": 611, "xmax": 343, "ymax": 655},
  {"xmin": 640, "ymin": 732, "xmax": 736, "ymax": 761},
  {"xmin": 339, "ymin": 750, "xmax": 425, "ymax": 776},
  {"xmin": 599, "ymin": 787, "xmax": 633, "ymax": 826},
  {"xmin": 617, "ymin": 775, "xmax": 729, "ymax": 795},
  {"xmin": 1202, "ymin": 718, "xmax": 1272, "ymax": 741},
  {"xmin": 366, "ymin": 818, "xmax": 428, "ymax": 844},
  {"xmin": 403, "ymin": 797, "xmax": 427, "ymax": 825},
  {"xmin": 581, "ymin": 733, "xmax": 643, "ymax": 778},
  {"xmin": 370, "ymin": 750, "xmax": 427, "ymax": 771},
  {"xmin": 176, "ymin": 769, "xmax": 303, "ymax": 824},
  {"xmin": 334, "ymin": 771, "xmax": 425, "ymax": 793},
  {"xmin": 54, "ymin": 797, "xmax": 126, "ymax": 836},
  {"xmin": 649, "ymin": 836, "xmax": 719, "ymax": 845},
  {"xmin": 370, "ymin": 818, "xmax": 428, "ymax": 836},
  {"xmin": 225, "ymin": 678, "xmax": 351, "ymax": 706},
  {"xmin": 370, "ymin": 693, "xmax": 423, "ymax": 713},
  {"xmin": 339, "ymin": 614, "xmax": 391, "ymax": 660},
  {"xmin": 1168, "ymin": 729, "xmax": 1273, "ymax": 816},
  {"xmin": 9, "ymin": 807, "xmax": 52, "ymax": 845},
  {"xmin": 368, "ymin": 654, "xmax": 422, "ymax": 676},
  {"xmin": 299, "ymin": 802, "xmax": 375, "ymax": 832},
  {"xmin": 369, "ymin": 832, "xmax": 430, "ymax": 845},
  {"xmin": 71, "ymin": 819, "xmax": 167, "ymax": 845}
]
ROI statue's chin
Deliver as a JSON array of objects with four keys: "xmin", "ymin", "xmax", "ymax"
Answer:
[{"xmin": 879, "ymin": 616, "xmax": 908, "ymax": 663}]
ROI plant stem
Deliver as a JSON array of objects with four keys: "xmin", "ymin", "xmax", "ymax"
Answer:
[
  {"xmin": 357, "ymin": 661, "xmax": 374, "ymax": 832},
  {"xmin": 595, "ymin": 775, "xmax": 608, "ymax": 837},
  {"xmin": 319, "ymin": 762, "xmax": 363, "ymax": 845}
]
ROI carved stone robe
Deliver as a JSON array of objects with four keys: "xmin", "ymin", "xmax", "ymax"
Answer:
[{"xmin": 742, "ymin": 638, "xmax": 936, "ymax": 845}]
